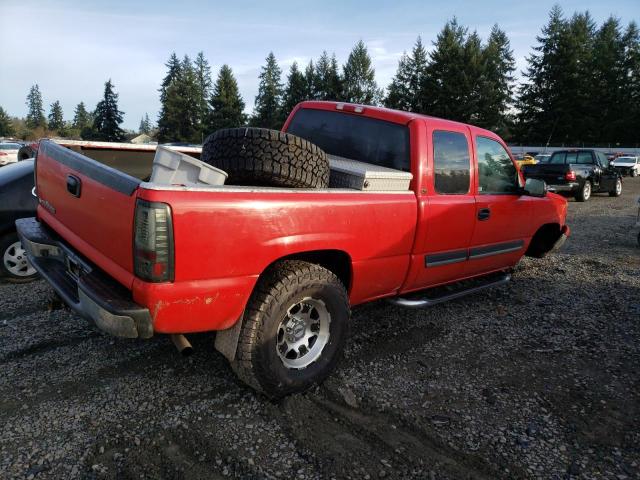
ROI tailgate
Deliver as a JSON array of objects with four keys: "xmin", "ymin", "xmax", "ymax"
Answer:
[
  {"xmin": 522, "ymin": 164, "xmax": 568, "ymax": 184},
  {"xmin": 35, "ymin": 140, "xmax": 141, "ymax": 288}
]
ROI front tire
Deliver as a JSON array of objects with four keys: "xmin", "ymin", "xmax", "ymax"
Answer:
[
  {"xmin": 609, "ymin": 178, "xmax": 622, "ymax": 197},
  {"xmin": 575, "ymin": 180, "xmax": 592, "ymax": 202},
  {"xmin": 232, "ymin": 260, "xmax": 350, "ymax": 398},
  {"xmin": 0, "ymin": 233, "xmax": 38, "ymax": 283}
]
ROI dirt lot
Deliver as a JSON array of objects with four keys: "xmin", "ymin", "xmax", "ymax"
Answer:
[{"xmin": 1, "ymin": 179, "xmax": 639, "ymax": 480}]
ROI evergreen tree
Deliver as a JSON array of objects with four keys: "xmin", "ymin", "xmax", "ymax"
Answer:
[
  {"xmin": 93, "ymin": 79, "xmax": 125, "ymax": 142},
  {"xmin": 342, "ymin": 40, "xmax": 381, "ymax": 104},
  {"xmin": 421, "ymin": 19, "xmax": 473, "ymax": 121},
  {"xmin": 48, "ymin": 100, "xmax": 65, "ymax": 132},
  {"xmin": 621, "ymin": 21, "xmax": 640, "ymax": 144},
  {"xmin": 72, "ymin": 102, "xmax": 91, "ymax": 130},
  {"xmin": 590, "ymin": 17, "xmax": 626, "ymax": 143},
  {"xmin": 304, "ymin": 60, "xmax": 317, "ymax": 100},
  {"xmin": 476, "ymin": 25, "xmax": 516, "ymax": 137},
  {"xmin": 282, "ymin": 62, "xmax": 308, "ymax": 116},
  {"xmin": 385, "ymin": 37, "xmax": 429, "ymax": 112},
  {"xmin": 314, "ymin": 52, "xmax": 342, "ymax": 100},
  {"xmin": 194, "ymin": 51, "xmax": 213, "ymax": 141},
  {"xmin": 158, "ymin": 56, "xmax": 200, "ymax": 143},
  {"xmin": 25, "ymin": 84, "xmax": 46, "ymax": 129},
  {"xmin": 206, "ymin": 64, "xmax": 247, "ymax": 131},
  {"xmin": 139, "ymin": 113, "xmax": 152, "ymax": 134},
  {"xmin": 0, "ymin": 106, "xmax": 15, "ymax": 137},
  {"xmin": 251, "ymin": 52, "xmax": 284, "ymax": 129},
  {"xmin": 385, "ymin": 52, "xmax": 413, "ymax": 110}
]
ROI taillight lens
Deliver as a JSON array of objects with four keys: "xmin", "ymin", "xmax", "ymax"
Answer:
[
  {"xmin": 565, "ymin": 170, "xmax": 576, "ymax": 181},
  {"xmin": 134, "ymin": 199, "xmax": 174, "ymax": 282}
]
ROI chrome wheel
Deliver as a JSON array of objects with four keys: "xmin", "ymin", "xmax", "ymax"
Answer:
[
  {"xmin": 583, "ymin": 181, "xmax": 591, "ymax": 200},
  {"xmin": 3, "ymin": 241, "xmax": 36, "ymax": 277},
  {"xmin": 615, "ymin": 179, "xmax": 622, "ymax": 195},
  {"xmin": 276, "ymin": 297, "xmax": 331, "ymax": 369}
]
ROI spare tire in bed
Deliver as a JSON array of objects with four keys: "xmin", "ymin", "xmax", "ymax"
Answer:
[
  {"xmin": 18, "ymin": 145, "xmax": 36, "ymax": 161},
  {"xmin": 201, "ymin": 127, "xmax": 329, "ymax": 188}
]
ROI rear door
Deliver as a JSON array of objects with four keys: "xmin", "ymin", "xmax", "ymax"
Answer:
[
  {"xmin": 35, "ymin": 140, "xmax": 140, "ymax": 288},
  {"xmin": 404, "ymin": 124, "xmax": 476, "ymax": 291},
  {"xmin": 465, "ymin": 135, "xmax": 532, "ymax": 276},
  {"xmin": 595, "ymin": 151, "xmax": 617, "ymax": 191}
]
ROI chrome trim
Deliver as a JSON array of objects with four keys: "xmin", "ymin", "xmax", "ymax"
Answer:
[{"xmin": 138, "ymin": 182, "xmax": 415, "ymax": 194}]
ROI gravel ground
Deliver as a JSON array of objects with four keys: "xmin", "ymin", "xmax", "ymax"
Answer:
[{"xmin": 1, "ymin": 179, "xmax": 639, "ymax": 480}]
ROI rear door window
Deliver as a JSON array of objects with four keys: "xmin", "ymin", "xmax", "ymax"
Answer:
[
  {"xmin": 577, "ymin": 152, "xmax": 593, "ymax": 164},
  {"xmin": 476, "ymin": 136, "xmax": 518, "ymax": 194},
  {"xmin": 432, "ymin": 131, "xmax": 471, "ymax": 194}
]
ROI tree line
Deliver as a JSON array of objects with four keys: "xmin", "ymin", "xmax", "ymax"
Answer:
[{"xmin": 1, "ymin": 5, "xmax": 638, "ymax": 145}]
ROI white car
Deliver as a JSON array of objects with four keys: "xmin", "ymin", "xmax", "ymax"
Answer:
[
  {"xmin": 0, "ymin": 143, "xmax": 22, "ymax": 167},
  {"xmin": 611, "ymin": 156, "xmax": 640, "ymax": 177}
]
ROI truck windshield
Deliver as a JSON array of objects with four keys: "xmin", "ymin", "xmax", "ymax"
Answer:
[{"xmin": 286, "ymin": 108, "xmax": 411, "ymax": 171}]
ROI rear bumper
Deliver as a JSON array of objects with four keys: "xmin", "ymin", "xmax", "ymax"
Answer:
[
  {"xmin": 547, "ymin": 183, "xmax": 579, "ymax": 193},
  {"xmin": 16, "ymin": 217, "xmax": 153, "ymax": 338}
]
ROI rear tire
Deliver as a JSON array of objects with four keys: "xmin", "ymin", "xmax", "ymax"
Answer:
[
  {"xmin": 0, "ymin": 233, "xmax": 38, "ymax": 283},
  {"xmin": 609, "ymin": 178, "xmax": 622, "ymax": 197},
  {"xmin": 231, "ymin": 260, "xmax": 350, "ymax": 398},
  {"xmin": 201, "ymin": 127, "xmax": 329, "ymax": 188},
  {"xmin": 575, "ymin": 180, "xmax": 591, "ymax": 202}
]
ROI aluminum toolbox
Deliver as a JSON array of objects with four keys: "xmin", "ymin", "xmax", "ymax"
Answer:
[{"xmin": 328, "ymin": 155, "xmax": 413, "ymax": 191}]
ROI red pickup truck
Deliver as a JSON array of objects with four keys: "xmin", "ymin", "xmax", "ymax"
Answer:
[{"xmin": 17, "ymin": 101, "xmax": 569, "ymax": 397}]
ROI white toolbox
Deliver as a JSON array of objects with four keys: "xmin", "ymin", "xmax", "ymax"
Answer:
[
  {"xmin": 328, "ymin": 155, "xmax": 413, "ymax": 191},
  {"xmin": 150, "ymin": 146, "xmax": 227, "ymax": 186}
]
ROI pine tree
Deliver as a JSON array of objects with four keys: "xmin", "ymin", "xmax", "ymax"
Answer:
[
  {"xmin": 158, "ymin": 56, "xmax": 200, "ymax": 143},
  {"xmin": 476, "ymin": 25, "xmax": 516, "ymax": 137},
  {"xmin": 0, "ymin": 106, "xmax": 15, "ymax": 137},
  {"xmin": 282, "ymin": 62, "xmax": 308, "ymax": 117},
  {"xmin": 385, "ymin": 37, "xmax": 429, "ymax": 112},
  {"xmin": 26, "ymin": 84, "xmax": 46, "ymax": 129},
  {"xmin": 514, "ymin": 6, "xmax": 567, "ymax": 144},
  {"xmin": 342, "ymin": 41, "xmax": 381, "ymax": 104},
  {"xmin": 48, "ymin": 101, "xmax": 65, "ymax": 132},
  {"xmin": 621, "ymin": 21, "xmax": 640, "ymax": 144},
  {"xmin": 139, "ymin": 113, "xmax": 152, "ymax": 134},
  {"xmin": 314, "ymin": 52, "xmax": 342, "ymax": 100},
  {"xmin": 385, "ymin": 52, "xmax": 412, "ymax": 110},
  {"xmin": 93, "ymin": 79, "xmax": 125, "ymax": 142},
  {"xmin": 251, "ymin": 52, "xmax": 284, "ymax": 129},
  {"xmin": 194, "ymin": 51, "xmax": 213, "ymax": 141},
  {"xmin": 421, "ymin": 19, "xmax": 472, "ymax": 121},
  {"xmin": 72, "ymin": 102, "xmax": 91, "ymax": 129},
  {"xmin": 591, "ymin": 17, "xmax": 626, "ymax": 143},
  {"xmin": 206, "ymin": 64, "xmax": 247, "ymax": 132},
  {"xmin": 304, "ymin": 60, "xmax": 317, "ymax": 100}
]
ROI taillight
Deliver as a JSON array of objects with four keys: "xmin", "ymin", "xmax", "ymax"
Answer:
[
  {"xmin": 134, "ymin": 199, "xmax": 174, "ymax": 282},
  {"xmin": 0, "ymin": 152, "xmax": 7, "ymax": 156},
  {"xmin": 565, "ymin": 170, "xmax": 576, "ymax": 181}
]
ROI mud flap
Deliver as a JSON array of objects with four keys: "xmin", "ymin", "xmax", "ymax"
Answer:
[{"xmin": 214, "ymin": 316, "xmax": 243, "ymax": 362}]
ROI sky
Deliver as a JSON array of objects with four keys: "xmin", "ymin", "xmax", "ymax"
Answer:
[{"xmin": 1, "ymin": 0, "xmax": 638, "ymax": 130}]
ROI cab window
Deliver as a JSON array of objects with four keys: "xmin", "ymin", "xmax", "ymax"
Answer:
[
  {"xmin": 476, "ymin": 136, "xmax": 518, "ymax": 194},
  {"xmin": 432, "ymin": 131, "xmax": 470, "ymax": 194}
]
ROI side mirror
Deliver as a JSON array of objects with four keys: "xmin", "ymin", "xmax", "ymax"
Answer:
[{"xmin": 523, "ymin": 178, "xmax": 547, "ymax": 197}]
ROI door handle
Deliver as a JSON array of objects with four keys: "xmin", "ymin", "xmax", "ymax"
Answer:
[
  {"xmin": 66, "ymin": 175, "xmax": 81, "ymax": 197},
  {"xmin": 478, "ymin": 208, "xmax": 491, "ymax": 221}
]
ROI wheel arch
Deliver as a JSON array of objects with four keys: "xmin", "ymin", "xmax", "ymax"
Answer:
[{"xmin": 525, "ymin": 223, "xmax": 562, "ymax": 258}]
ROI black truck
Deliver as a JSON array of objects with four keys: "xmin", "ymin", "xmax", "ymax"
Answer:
[{"xmin": 522, "ymin": 149, "xmax": 622, "ymax": 202}]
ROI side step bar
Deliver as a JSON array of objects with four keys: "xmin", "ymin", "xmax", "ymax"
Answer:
[{"xmin": 388, "ymin": 273, "xmax": 511, "ymax": 309}]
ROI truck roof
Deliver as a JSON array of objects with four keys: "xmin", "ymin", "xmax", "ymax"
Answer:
[{"xmin": 293, "ymin": 101, "xmax": 501, "ymax": 141}]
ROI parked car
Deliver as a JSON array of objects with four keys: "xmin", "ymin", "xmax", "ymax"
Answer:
[
  {"xmin": 0, "ymin": 142, "xmax": 23, "ymax": 167},
  {"xmin": 514, "ymin": 153, "xmax": 537, "ymax": 168},
  {"xmin": 611, "ymin": 156, "xmax": 639, "ymax": 177},
  {"xmin": 0, "ymin": 159, "xmax": 38, "ymax": 282},
  {"xmin": 534, "ymin": 153, "xmax": 551, "ymax": 163},
  {"xmin": 522, "ymin": 149, "xmax": 622, "ymax": 202},
  {"xmin": 17, "ymin": 101, "xmax": 569, "ymax": 397}
]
